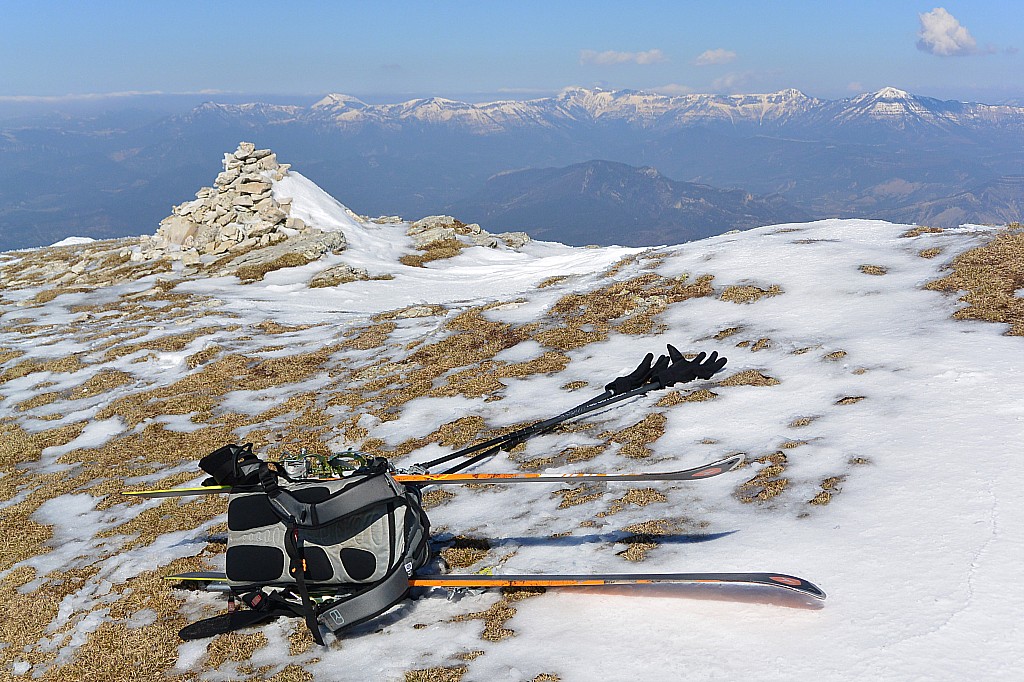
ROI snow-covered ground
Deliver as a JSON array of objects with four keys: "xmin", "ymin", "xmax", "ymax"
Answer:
[{"xmin": 1, "ymin": 178, "xmax": 1022, "ymax": 681}]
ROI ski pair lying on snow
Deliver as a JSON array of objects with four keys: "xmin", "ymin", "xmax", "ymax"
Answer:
[
  {"xmin": 122, "ymin": 454, "xmax": 744, "ymax": 499},
  {"xmin": 166, "ymin": 569, "xmax": 827, "ymax": 600}
]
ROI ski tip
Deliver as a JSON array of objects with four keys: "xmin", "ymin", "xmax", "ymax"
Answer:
[
  {"xmin": 767, "ymin": 574, "xmax": 827, "ymax": 600},
  {"xmin": 689, "ymin": 453, "xmax": 744, "ymax": 478}
]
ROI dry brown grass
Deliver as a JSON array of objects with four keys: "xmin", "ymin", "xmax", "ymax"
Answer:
[
  {"xmin": 835, "ymin": 396, "xmax": 865, "ymax": 405},
  {"xmin": 859, "ymin": 265, "xmax": 889, "ymax": 276},
  {"xmin": 926, "ymin": 230, "xmax": 1024, "ymax": 335},
  {"xmin": 405, "ymin": 666, "xmax": 467, "ymax": 682},
  {"xmin": 237, "ymin": 253, "xmax": 314, "ymax": 283},
  {"xmin": 400, "ymin": 239, "xmax": 467, "ymax": 267},
  {"xmin": 598, "ymin": 488, "xmax": 667, "ymax": 517},
  {"xmin": 901, "ymin": 226, "xmax": 944, "ymax": 238},
  {"xmin": 537, "ymin": 275, "xmax": 571, "ymax": 289},
  {"xmin": 102, "ymin": 327, "xmax": 223, "ymax": 361},
  {"xmin": 562, "ymin": 444, "xmax": 608, "ymax": 463},
  {"xmin": 823, "ymin": 350, "xmax": 848, "ymax": 361},
  {"xmin": 737, "ymin": 452, "xmax": 789, "ymax": 503},
  {"xmin": 602, "ymin": 413, "xmax": 667, "ymax": 459},
  {"xmin": 450, "ymin": 587, "xmax": 545, "ymax": 641},
  {"xmin": 656, "ymin": 388, "xmax": 717, "ymax": 407},
  {"xmin": 185, "ymin": 344, "xmax": 222, "ymax": 369},
  {"xmin": 72, "ymin": 369, "xmax": 135, "ymax": 398},
  {"xmin": 809, "ymin": 476, "xmax": 845, "ymax": 505},
  {"xmin": 441, "ymin": 537, "xmax": 491, "ymax": 569},
  {"xmin": 919, "ymin": 247, "xmax": 943, "ymax": 259},
  {"xmin": 553, "ymin": 484, "xmax": 604, "ymax": 509},
  {"xmin": 0, "ymin": 354, "xmax": 86, "ymax": 384},
  {"xmin": 719, "ymin": 284, "xmax": 783, "ymax": 304},
  {"xmin": 616, "ymin": 519, "xmax": 672, "ymax": 561},
  {"xmin": 719, "ymin": 370, "xmax": 780, "ymax": 387},
  {"xmin": 535, "ymin": 273, "xmax": 714, "ymax": 350}
]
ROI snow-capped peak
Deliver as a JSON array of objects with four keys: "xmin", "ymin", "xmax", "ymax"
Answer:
[{"xmin": 872, "ymin": 86, "xmax": 911, "ymax": 99}]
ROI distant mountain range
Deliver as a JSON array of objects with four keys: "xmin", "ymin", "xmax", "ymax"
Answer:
[
  {"xmin": 1, "ymin": 87, "xmax": 1021, "ymax": 250},
  {"xmin": 194, "ymin": 86, "xmax": 1024, "ymax": 134},
  {"xmin": 448, "ymin": 160, "xmax": 810, "ymax": 246}
]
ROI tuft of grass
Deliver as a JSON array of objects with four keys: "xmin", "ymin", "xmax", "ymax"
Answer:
[
  {"xmin": 441, "ymin": 537, "xmax": 491, "ymax": 569},
  {"xmin": 719, "ymin": 370, "xmax": 780, "ymax": 387},
  {"xmin": 405, "ymin": 667, "xmax": 467, "ymax": 682},
  {"xmin": 901, "ymin": 226, "xmax": 944, "ymax": 238},
  {"xmin": 603, "ymin": 413, "xmax": 667, "ymax": 459},
  {"xmin": 400, "ymin": 238, "xmax": 466, "ymax": 267},
  {"xmin": 925, "ymin": 230, "xmax": 1024, "ymax": 335},
  {"xmin": 599, "ymin": 488, "xmax": 667, "ymax": 517},
  {"xmin": 737, "ymin": 452, "xmax": 789, "ymax": 503},
  {"xmin": 237, "ymin": 253, "xmax": 314, "ymax": 283},
  {"xmin": 450, "ymin": 588, "xmax": 545, "ymax": 641},
  {"xmin": 553, "ymin": 485, "xmax": 604, "ymax": 509},
  {"xmin": 719, "ymin": 284, "xmax": 783, "ymax": 304},
  {"xmin": 859, "ymin": 264, "xmax": 888, "ymax": 276}
]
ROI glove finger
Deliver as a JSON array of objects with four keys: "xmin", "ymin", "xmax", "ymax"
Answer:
[
  {"xmin": 691, "ymin": 351, "xmax": 707, "ymax": 365},
  {"xmin": 666, "ymin": 344, "xmax": 683, "ymax": 363},
  {"xmin": 627, "ymin": 353, "xmax": 654, "ymax": 379}
]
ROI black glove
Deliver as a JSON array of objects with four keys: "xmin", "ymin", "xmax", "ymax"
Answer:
[
  {"xmin": 650, "ymin": 345, "xmax": 727, "ymax": 388},
  {"xmin": 605, "ymin": 352, "xmax": 670, "ymax": 395}
]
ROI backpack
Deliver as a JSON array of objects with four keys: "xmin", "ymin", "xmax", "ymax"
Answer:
[{"xmin": 181, "ymin": 444, "xmax": 431, "ymax": 645}]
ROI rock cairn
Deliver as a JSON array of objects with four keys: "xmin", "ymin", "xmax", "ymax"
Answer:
[{"xmin": 138, "ymin": 142, "xmax": 306, "ymax": 265}]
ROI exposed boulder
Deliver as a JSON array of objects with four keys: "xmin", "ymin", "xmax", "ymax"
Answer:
[
  {"xmin": 309, "ymin": 263, "xmax": 370, "ymax": 288},
  {"xmin": 407, "ymin": 215, "xmax": 530, "ymax": 250}
]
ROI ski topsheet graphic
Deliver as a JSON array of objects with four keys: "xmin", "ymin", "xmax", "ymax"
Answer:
[
  {"xmin": 122, "ymin": 454, "xmax": 744, "ymax": 499},
  {"xmin": 165, "ymin": 570, "xmax": 827, "ymax": 600}
]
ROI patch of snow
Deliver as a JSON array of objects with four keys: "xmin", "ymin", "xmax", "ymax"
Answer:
[{"xmin": 49, "ymin": 236, "xmax": 96, "ymax": 247}]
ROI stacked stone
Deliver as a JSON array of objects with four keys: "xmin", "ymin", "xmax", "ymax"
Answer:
[{"xmin": 138, "ymin": 142, "xmax": 306, "ymax": 265}]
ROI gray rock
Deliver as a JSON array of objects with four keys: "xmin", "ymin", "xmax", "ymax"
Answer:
[
  {"xmin": 470, "ymin": 233, "xmax": 500, "ymax": 248},
  {"xmin": 234, "ymin": 142, "xmax": 256, "ymax": 159},
  {"xmin": 237, "ymin": 181, "xmax": 273, "ymax": 195},
  {"xmin": 500, "ymin": 231, "xmax": 532, "ymax": 249},
  {"xmin": 259, "ymin": 207, "xmax": 288, "ymax": 225},
  {"xmin": 159, "ymin": 215, "xmax": 200, "ymax": 246},
  {"xmin": 215, "ymin": 170, "xmax": 239, "ymax": 187},
  {"xmin": 309, "ymin": 263, "xmax": 369, "ymax": 288}
]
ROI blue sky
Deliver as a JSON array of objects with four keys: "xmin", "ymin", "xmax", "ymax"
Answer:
[{"xmin": 2, "ymin": 1, "xmax": 1021, "ymax": 103}]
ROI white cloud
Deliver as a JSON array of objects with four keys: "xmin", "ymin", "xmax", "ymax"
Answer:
[
  {"xmin": 653, "ymin": 83, "xmax": 695, "ymax": 96},
  {"xmin": 579, "ymin": 49, "xmax": 668, "ymax": 66},
  {"xmin": 847, "ymin": 82, "xmax": 865, "ymax": 92},
  {"xmin": 711, "ymin": 72, "xmax": 753, "ymax": 93},
  {"xmin": 916, "ymin": 8, "xmax": 978, "ymax": 56},
  {"xmin": 694, "ymin": 48, "xmax": 737, "ymax": 66}
]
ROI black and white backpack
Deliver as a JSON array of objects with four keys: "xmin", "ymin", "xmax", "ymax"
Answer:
[{"xmin": 181, "ymin": 444, "xmax": 431, "ymax": 645}]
